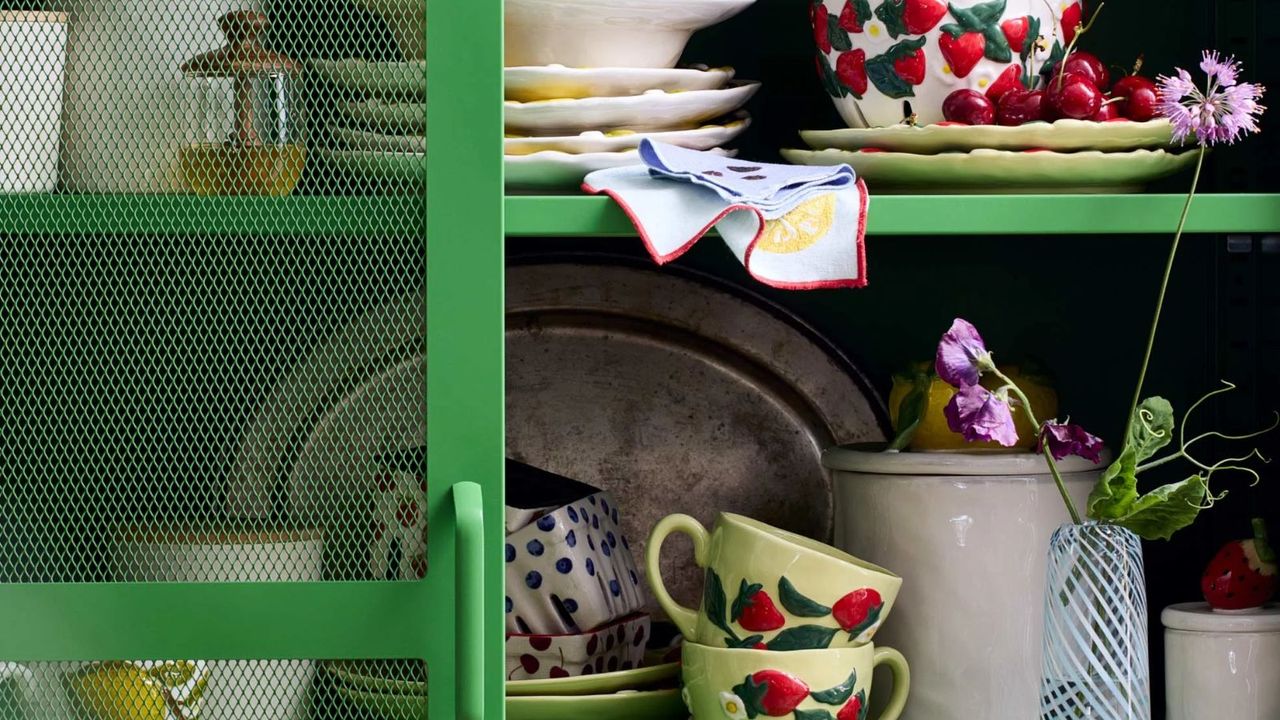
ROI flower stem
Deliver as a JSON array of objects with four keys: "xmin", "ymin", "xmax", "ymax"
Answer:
[
  {"xmin": 992, "ymin": 367, "xmax": 1083, "ymax": 524},
  {"xmin": 1123, "ymin": 146, "xmax": 1207, "ymax": 441}
]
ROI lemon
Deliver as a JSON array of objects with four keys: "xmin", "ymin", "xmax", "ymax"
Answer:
[
  {"xmin": 67, "ymin": 662, "xmax": 206, "ymax": 720},
  {"xmin": 889, "ymin": 365, "xmax": 1057, "ymax": 452}
]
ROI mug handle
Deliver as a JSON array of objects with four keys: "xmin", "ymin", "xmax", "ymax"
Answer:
[
  {"xmin": 871, "ymin": 647, "xmax": 911, "ymax": 720},
  {"xmin": 644, "ymin": 513, "xmax": 712, "ymax": 641}
]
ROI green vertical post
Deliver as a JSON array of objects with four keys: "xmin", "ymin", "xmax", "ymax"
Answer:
[{"xmin": 425, "ymin": 0, "xmax": 505, "ymax": 717}]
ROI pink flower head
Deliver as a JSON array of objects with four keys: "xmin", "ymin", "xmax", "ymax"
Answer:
[
  {"xmin": 935, "ymin": 318, "xmax": 994, "ymax": 388},
  {"xmin": 1037, "ymin": 421, "xmax": 1105, "ymax": 463},
  {"xmin": 944, "ymin": 384, "xmax": 1019, "ymax": 447},
  {"xmin": 1158, "ymin": 52, "xmax": 1266, "ymax": 146}
]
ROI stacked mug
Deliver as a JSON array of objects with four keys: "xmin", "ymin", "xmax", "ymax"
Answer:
[{"xmin": 647, "ymin": 513, "xmax": 910, "ymax": 720}]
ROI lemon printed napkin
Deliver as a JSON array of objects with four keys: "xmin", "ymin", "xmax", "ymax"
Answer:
[{"xmin": 582, "ymin": 141, "xmax": 868, "ymax": 289}]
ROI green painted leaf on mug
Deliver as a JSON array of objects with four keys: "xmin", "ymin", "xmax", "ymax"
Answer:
[
  {"xmin": 849, "ymin": 603, "xmax": 883, "ymax": 639},
  {"xmin": 764, "ymin": 625, "xmax": 839, "ymax": 651},
  {"xmin": 779, "ymin": 576, "xmax": 832, "ymax": 617},
  {"xmin": 810, "ymin": 669, "xmax": 858, "ymax": 704},
  {"xmin": 705, "ymin": 568, "xmax": 733, "ymax": 635},
  {"xmin": 827, "ymin": 13, "xmax": 853, "ymax": 51},
  {"xmin": 725, "ymin": 633, "xmax": 765, "ymax": 649},
  {"xmin": 866, "ymin": 56, "xmax": 914, "ymax": 99},
  {"xmin": 732, "ymin": 579, "xmax": 765, "ymax": 623}
]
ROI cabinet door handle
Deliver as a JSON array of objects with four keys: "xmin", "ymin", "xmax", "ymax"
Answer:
[{"xmin": 453, "ymin": 481, "xmax": 485, "ymax": 720}]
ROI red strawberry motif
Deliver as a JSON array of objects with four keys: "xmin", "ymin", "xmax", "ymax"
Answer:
[
  {"xmin": 1001, "ymin": 17, "xmax": 1030, "ymax": 54},
  {"xmin": 986, "ymin": 64, "xmax": 1025, "ymax": 102},
  {"xmin": 839, "ymin": 0, "xmax": 864, "ymax": 32},
  {"xmin": 939, "ymin": 32, "xmax": 984, "ymax": 78},
  {"xmin": 893, "ymin": 48, "xmax": 926, "ymax": 85},
  {"xmin": 1201, "ymin": 518, "xmax": 1278, "ymax": 610},
  {"xmin": 833, "ymin": 588, "xmax": 885, "ymax": 641},
  {"xmin": 813, "ymin": 4, "xmax": 832, "ymax": 53},
  {"xmin": 732, "ymin": 670, "xmax": 811, "ymax": 717},
  {"xmin": 836, "ymin": 49, "xmax": 868, "ymax": 97},
  {"xmin": 738, "ymin": 589, "xmax": 787, "ymax": 632},
  {"xmin": 902, "ymin": 0, "xmax": 946, "ymax": 33},
  {"xmin": 1061, "ymin": 2, "xmax": 1082, "ymax": 44},
  {"xmin": 838, "ymin": 690, "xmax": 868, "ymax": 720}
]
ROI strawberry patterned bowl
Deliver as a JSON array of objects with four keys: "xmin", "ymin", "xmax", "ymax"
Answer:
[
  {"xmin": 505, "ymin": 491, "xmax": 646, "ymax": 636},
  {"xmin": 505, "ymin": 612, "xmax": 651, "ymax": 680},
  {"xmin": 810, "ymin": 0, "xmax": 1074, "ymax": 127},
  {"xmin": 506, "ymin": 0, "xmax": 758, "ymax": 68}
]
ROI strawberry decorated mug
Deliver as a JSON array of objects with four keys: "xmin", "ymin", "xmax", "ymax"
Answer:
[
  {"xmin": 645, "ymin": 513, "xmax": 901, "ymax": 649},
  {"xmin": 681, "ymin": 642, "xmax": 910, "ymax": 720}
]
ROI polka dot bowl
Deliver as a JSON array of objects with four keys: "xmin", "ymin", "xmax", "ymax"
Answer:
[
  {"xmin": 505, "ymin": 491, "xmax": 646, "ymax": 636},
  {"xmin": 505, "ymin": 612, "xmax": 651, "ymax": 681}
]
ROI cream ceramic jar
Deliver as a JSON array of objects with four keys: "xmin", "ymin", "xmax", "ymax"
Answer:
[
  {"xmin": 1163, "ymin": 602, "xmax": 1280, "ymax": 720},
  {"xmin": 811, "ymin": 0, "xmax": 1076, "ymax": 127}
]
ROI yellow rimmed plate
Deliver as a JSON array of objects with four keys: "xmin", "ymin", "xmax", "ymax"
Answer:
[
  {"xmin": 505, "ymin": 113, "xmax": 749, "ymax": 156},
  {"xmin": 505, "ymin": 64, "xmax": 734, "ymax": 102}
]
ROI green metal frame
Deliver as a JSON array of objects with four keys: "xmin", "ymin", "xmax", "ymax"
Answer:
[{"xmin": 0, "ymin": 0, "xmax": 506, "ymax": 718}]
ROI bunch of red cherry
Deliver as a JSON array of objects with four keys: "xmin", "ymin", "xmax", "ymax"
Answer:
[{"xmin": 941, "ymin": 51, "xmax": 1160, "ymax": 126}]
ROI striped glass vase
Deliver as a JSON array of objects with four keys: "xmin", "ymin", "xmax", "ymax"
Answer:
[{"xmin": 1040, "ymin": 522, "xmax": 1151, "ymax": 720}]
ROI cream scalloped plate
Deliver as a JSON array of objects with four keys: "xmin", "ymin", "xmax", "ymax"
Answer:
[
  {"xmin": 505, "ymin": 113, "xmax": 750, "ymax": 156},
  {"xmin": 782, "ymin": 147, "xmax": 1198, "ymax": 193},
  {"xmin": 310, "ymin": 59, "xmax": 425, "ymax": 100},
  {"xmin": 504, "ymin": 81, "xmax": 759, "ymax": 135},
  {"xmin": 505, "ymin": 64, "xmax": 735, "ymax": 103},
  {"xmin": 339, "ymin": 99, "xmax": 424, "ymax": 135},
  {"xmin": 506, "ymin": 148, "xmax": 734, "ymax": 190},
  {"xmin": 332, "ymin": 125, "xmax": 426, "ymax": 154},
  {"xmin": 801, "ymin": 119, "xmax": 1177, "ymax": 154},
  {"xmin": 505, "ymin": 661, "xmax": 680, "ymax": 697}
]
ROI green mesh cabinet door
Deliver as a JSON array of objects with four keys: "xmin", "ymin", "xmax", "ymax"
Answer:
[{"xmin": 0, "ymin": 0, "xmax": 504, "ymax": 718}]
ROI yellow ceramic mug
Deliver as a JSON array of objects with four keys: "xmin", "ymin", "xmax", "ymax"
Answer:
[
  {"xmin": 682, "ymin": 642, "xmax": 910, "ymax": 720},
  {"xmin": 646, "ymin": 513, "xmax": 901, "ymax": 650}
]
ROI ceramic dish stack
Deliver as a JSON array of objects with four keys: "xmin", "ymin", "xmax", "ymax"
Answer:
[
  {"xmin": 785, "ymin": 119, "xmax": 1195, "ymax": 193},
  {"xmin": 503, "ymin": 0, "xmax": 761, "ymax": 190}
]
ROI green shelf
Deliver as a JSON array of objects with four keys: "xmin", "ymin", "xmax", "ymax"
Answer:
[
  {"xmin": 505, "ymin": 193, "xmax": 1280, "ymax": 236},
  {"xmin": 0, "ymin": 195, "xmax": 423, "ymax": 237}
]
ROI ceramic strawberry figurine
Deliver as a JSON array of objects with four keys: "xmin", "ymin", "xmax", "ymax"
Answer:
[{"xmin": 1201, "ymin": 518, "xmax": 1277, "ymax": 611}]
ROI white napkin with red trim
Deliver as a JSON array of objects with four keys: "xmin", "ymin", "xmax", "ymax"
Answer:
[{"xmin": 582, "ymin": 141, "xmax": 869, "ymax": 290}]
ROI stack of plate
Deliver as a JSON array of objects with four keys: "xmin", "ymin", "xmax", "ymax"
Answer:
[
  {"xmin": 312, "ymin": 58, "xmax": 428, "ymax": 187},
  {"xmin": 784, "ymin": 119, "xmax": 1196, "ymax": 193},
  {"xmin": 503, "ymin": 0, "xmax": 761, "ymax": 190},
  {"xmin": 322, "ymin": 660, "xmax": 428, "ymax": 720}
]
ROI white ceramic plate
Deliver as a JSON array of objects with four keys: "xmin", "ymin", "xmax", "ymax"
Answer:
[
  {"xmin": 339, "ymin": 100, "xmax": 424, "ymax": 135},
  {"xmin": 318, "ymin": 148, "xmax": 424, "ymax": 186},
  {"xmin": 504, "ymin": 81, "xmax": 760, "ymax": 135},
  {"xmin": 310, "ymin": 59, "xmax": 426, "ymax": 100},
  {"xmin": 332, "ymin": 125, "xmax": 426, "ymax": 154},
  {"xmin": 505, "ymin": 64, "xmax": 734, "ymax": 102},
  {"xmin": 505, "ymin": 148, "xmax": 733, "ymax": 190},
  {"xmin": 505, "ymin": 113, "xmax": 749, "ymax": 156},
  {"xmin": 782, "ymin": 147, "xmax": 1199, "ymax": 193},
  {"xmin": 800, "ymin": 119, "xmax": 1177, "ymax": 154}
]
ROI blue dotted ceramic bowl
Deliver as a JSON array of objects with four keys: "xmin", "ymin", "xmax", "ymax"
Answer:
[{"xmin": 505, "ymin": 491, "xmax": 645, "ymax": 635}]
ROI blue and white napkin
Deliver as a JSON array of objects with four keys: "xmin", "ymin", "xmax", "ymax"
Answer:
[{"xmin": 582, "ymin": 141, "xmax": 869, "ymax": 289}]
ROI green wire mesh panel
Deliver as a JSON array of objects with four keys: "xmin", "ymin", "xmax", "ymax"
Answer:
[
  {"xmin": 0, "ymin": 659, "xmax": 427, "ymax": 720},
  {"xmin": 1, "ymin": 0, "xmax": 428, "ymax": 584}
]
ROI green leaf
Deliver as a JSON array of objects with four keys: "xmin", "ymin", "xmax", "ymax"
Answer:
[
  {"xmin": 882, "ymin": 35, "xmax": 927, "ymax": 61},
  {"xmin": 939, "ymin": 22, "xmax": 965, "ymax": 38},
  {"xmin": 866, "ymin": 56, "xmax": 914, "ymax": 99},
  {"xmin": 731, "ymin": 580, "xmax": 764, "ymax": 622},
  {"xmin": 818, "ymin": 53, "xmax": 848, "ymax": 99},
  {"xmin": 852, "ymin": 0, "xmax": 873, "ymax": 27},
  {"xmin": 765, "ymin": 624, "xmax": 840, "ymax": 651},
  {"xmin": 982, "ymin": 25, "xmax": 1012, "ymax": 62},
  {"xmin": 795, "ymin": 710, "xmax": 836, "ymax": 720},
  {"xmin": 1114, "ymin": 475, "xmax": 1208, "ymax": 540},
  {"xmin": 725, "ymin": 633, "xmax": 765, "ymax": 648},
  {"xmin": 779, "ymin": 576, "xmax": 832, "ymax": 617},
  {"xmin": 704, "ymin": 568, "xmax": 736, "ymax": 638},
  {"xmin": 828, "ymin": 13, "xmax": 853, "ymax": 51},
  {"xmin": 945, "ymin": 0, "xmax": 1005, "ymax": 31},
  {"xmin": 1128, "ymin": 396, "xmax": 1175, "ymax": 463},
  {"xmin": 849, "ymin": 603, "xmax": 883, "ymax": 639},
  {"xmin": 873, "ymin": 0, "xmax": 908, "ymax": 38},
  {"xmin": 1020, "ymin": 16, "xmax": 1041, "ymax": 62},
  {"xmin": 1039, "ymin": 39, "xmax": 1065, "ymax": 81},
  {"xmin": 810, "ymin": 669, "xmax": 858, "ymax": 704},
  {"xmin": 1087, "ymin": 446, "xmax": 1139, "ymax": 520},
  {"xmin": 732, "ymin": 674, "xmax": 769, "ymax": 720}
]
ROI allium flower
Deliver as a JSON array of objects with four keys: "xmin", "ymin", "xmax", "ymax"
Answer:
[
  {"xmin": 935, "ymin": 318, "xmax": 994, "ymax": 387},
  {"xmin": 944, "ymin": 384, "xmax": 1019, "ymax": 447},
  {"xmin": 1038, "ymin": 421, "xmax": 1105, "ymax": 463},
  {"xmin": 1158, "ymin": 52, "xmax": 1266, "ymax": 146}
]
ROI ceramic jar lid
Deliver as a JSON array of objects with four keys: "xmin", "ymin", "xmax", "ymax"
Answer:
[
  {"xmin": 181, "ymin": 11, "xmax": 298, "ymax": 77},
  {"xmin": 1162, "ymin": 602, "xmax": 1280, "ymax": 633},
  {"xmin": 822, "ymin": 444, "xmax": 1108, "ymax": 475}
]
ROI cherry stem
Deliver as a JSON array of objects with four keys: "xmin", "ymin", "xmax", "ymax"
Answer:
[
  {"xmin": 1124, "ymin": 146, "xmax": 1207, "ymax": 444},
  {"xmin": 1056, "ymin": 2, "xmax": 1106, "ymax": 91}
]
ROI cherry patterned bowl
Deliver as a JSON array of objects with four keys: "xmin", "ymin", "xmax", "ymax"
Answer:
[
  {"xmin": 505, "ymin": 613, "xmax": 651, "ymax": 680},
  {"xmin": 810, "ymin": 0, "xmax": 1075, "ymax": 127}
]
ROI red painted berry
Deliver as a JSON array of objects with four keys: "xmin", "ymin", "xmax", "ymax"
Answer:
[
  {"xmin": 1000, "ymin": 16, "xmax": 1031, "ymax": 54},
  {"xmin": 738, "ymin": 590, "xmax": 787, "ymax": 632},
  {"xmin": 986, "ymin": 64, "xmax": 1025, "ymax": 103},
  {"xmin": 1061, "ymin": 2, "xmax": 1083, "ymax": 44},
  {"xmin": 813, "ymin": 4, "xmax": 832, "ymax": 53},
  {"xmin": 838, "ymin": 692, "xmax": 867, "ymax": 720},
  {"xmin": 998, "ymin": 88, "xmax": 1046, "ymax": 125},
  {"xmin": 1112, "ymin": 74, "xmax": 1159, "ymax": 121},
  {"xmin": 893, "ymin": 48, "xmax": 926, "ymax": 85},
  {"xmin": 833, "ymin": 588, "xmax": 885, "ymax": 640},
  {"xmin": 740, "ymin": 670, "xmax": 811, "ymax": 716},
  {"xmin": 837, "ymin": 49, "xmax": 868, "ymax": 97},
  {"xmin": 943, "ymin": 89, "xmax": 996, "ymax": 125},
  {"xmin": 902, "ymin": 0, "xmax": 947, "ymax": 34},
  {"xmin": 839, "ymin": 0, "xmax": 865, "ymax": 32},
  {"xmin": 939, "ymin": 32, "xmax": 985, "ymax": 79},
  {"xmin": 1202, "ymin": 518, "xmax": 1278, "ymax": 610}
]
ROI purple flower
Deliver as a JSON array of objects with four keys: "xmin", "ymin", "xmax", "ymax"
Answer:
[
  {"xmin": 935, "ymin": 318, "xmax": 994, "ymax": 388},
  {"xmin": 944, "ymin": 384, "xmax": 1019, "ymax": 447},
  {"xmin": 1037, "ymin": 421, "xmax": 1105, "ymax": 463},
  {"xmin": 1158, "ymin": 52, "xmax": 1266, "ymax": 147}
]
